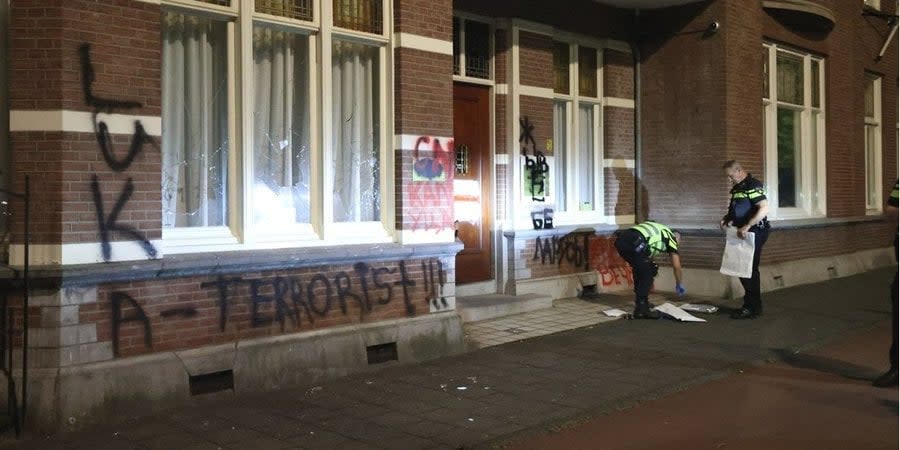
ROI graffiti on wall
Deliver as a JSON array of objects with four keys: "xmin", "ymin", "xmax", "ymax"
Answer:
[
  {"xmin": 529, "ymin": 233, "xmax": 635, "ymax": 290},
  {"xmin": 590, "ymin": 236, "xmax": 634, "ymax": 289},
  {"xmin": 412, "ymin": 136, "xmax": 452, "ymax": 182},
  {"xmin": 532, "ymin": 232, "xmax": 591, "ymax": 271},
  {"xmin": 109, "ymin": 259, "xmax": 449, "ymax": 356},
  {"xmin": 519, "ymin": 117, "xmax": 553, "ymax": 229},
  {"xmin": 79, "ymin": 44, "xmax": 157, "ymax": 262},
  {"xmin": 408, "ymin": 136, "xmax": 454, "ymax": 232}
]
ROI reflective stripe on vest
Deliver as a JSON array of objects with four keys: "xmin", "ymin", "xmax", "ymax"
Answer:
[
  {"xmin": 631, "ymin": 222, "xmax": 675, "ymax": 257},
  {"xmin": 732, "ymin": 187, "xmax": 765, "ymax": 201}
]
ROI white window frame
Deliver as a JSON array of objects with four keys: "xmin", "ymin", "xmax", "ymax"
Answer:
[
  {"xmin": 161, "ymin": 0, "xmax": 394, "ymax": 253},
  {"xmin": 549, "ymin": 37, "xmax": 604, "ymax": 226},
  {"xmin": 452, "ymin": 13, "xmax": 494, "ymax": 86},
  {"xmin": 763, "ymin": 43, "xmax": 826, "ymax": 219},
  {"xmin": 865, "ymin": 73, "xmax": 883, "ymax": 214}
]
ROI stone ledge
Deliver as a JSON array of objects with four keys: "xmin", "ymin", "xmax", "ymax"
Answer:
[{"xmin": 0, "ymin": 241, "xmax": 464, "ymax": 287}]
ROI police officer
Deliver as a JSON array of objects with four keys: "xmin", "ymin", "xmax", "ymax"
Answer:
[
  {"xmin": 614, "ymin": 221, "xmax": 685, "ymax": 319},
  {"xmin": 873, "ymin": 180, "xmax": 898, "ymax": 387},
  {"xmin": 720, "ymin": 160, "xmax": 770, "ymax": 319}
]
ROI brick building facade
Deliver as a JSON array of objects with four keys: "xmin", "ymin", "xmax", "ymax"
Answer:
[{"xmin": 0, "ymin": 0, "xmax": 896, "ymax": 431}]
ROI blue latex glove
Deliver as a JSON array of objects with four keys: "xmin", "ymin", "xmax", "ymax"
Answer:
[{"xmin": 675, "ymin": 283, "xmax": 686, "ymax": 297}]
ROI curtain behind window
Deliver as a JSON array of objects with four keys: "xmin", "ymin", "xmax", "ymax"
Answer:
[
  {"xmin": 162, "ymin": 12, "xmax": 229, "ymax": 228},
  {"xmin": 553, "ymin": 101, "xmax": 567, "ymax": 211},
  {"xmin": 253, "ymin": 27, "xmax": 311, "ymax": 226},
  {"xmin": 332, "ymin": 40, "xmax": 380, "ymax": 223},
  {"xmin": 576, "ymin": 105, "xmax": 594, "ymax": 210}
]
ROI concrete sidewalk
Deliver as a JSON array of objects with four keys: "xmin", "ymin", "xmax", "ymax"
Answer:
[{"xmin": 5, "ymin": 268, "xmax": 897, "ymax": 449}]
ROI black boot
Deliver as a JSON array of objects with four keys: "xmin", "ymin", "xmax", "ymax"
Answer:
[
  {"xmin": 872, "ymin": 368, "xmax": 898, "ymax": 387},
  {"xmin": 632, "ymin": 304, "xmax": 660, "ymax": 320}
]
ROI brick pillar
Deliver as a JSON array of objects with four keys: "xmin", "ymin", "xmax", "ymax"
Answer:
[
  {"xmin": 639, "ymin": 1, "xmax": 728, "ymax": 224},
  {"xmin": 8, "ymin": 0, "xmax": 162, "ymax": 266},
  {"xmin": 603, "ymin": 48, "xmax": 637, "ymax": 221},
  {"xmin": 393, "ymin": 0, "xmax": 455, "ymax": 245}
]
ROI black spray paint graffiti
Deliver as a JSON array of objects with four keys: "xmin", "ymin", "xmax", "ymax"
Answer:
[
  {"xmin": 79, "ymin": 43, "xmax": 157, "ymax": 261},
  {"xmin": 533, "ymin": 233, "xmax": 591, "ymax": 271},
  {"xmin": 520, "ymin": 117, "xmax": 553, "ymax": 230},
  {"xmin": 90, "ymin": 176, "xmax": 157, "ymax": 262},
  {"xmin": 421, "ymin": 259, "xmax": 448, "ymax": 310},
  {"xmin": 109, "ymin": 260, "xmax": 449, "ymax": 355},
  {"xmin": 110, "ymin": 291, "xmax": 152, "ymax": 357}
]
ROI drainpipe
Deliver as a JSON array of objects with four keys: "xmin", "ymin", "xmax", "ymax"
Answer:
[{"xmin": 631, "ymin": 9, "xmax": 643, "ymax": 224}]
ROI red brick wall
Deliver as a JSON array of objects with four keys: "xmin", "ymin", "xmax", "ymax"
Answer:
[
  {"xmin": 604, "ymin": 49, "xmax": 634, "ymax": 99},
  {"xmin": 605, "ymin": 167, "xmax": 634, "ymax": 216},
  {"xmin": 604, "ymin": 107, "xmax": 634, "ymax": 160},
  {"xmin": 724, "ymin": 0, "xmax": 764, "ymax": 178},
  {"xmin": 395, "ymin": 143, "xmax": 454, "ymax": 232},
  {"xmin": 495, "ymin": 28, "xmax": 508, "ymax": 85},
  {"xmin": 395, "ymin": 0, "xmax": 452, "ymax": 39},
  {"xmin": 394, "ymin": 1, "xmax": 454, "ymax": 234},
  {"xmin": 519, "ymin": 96, "xmax": 553, "ymax": 155},
  {"xmin": 723, "ymin": 0, "xmax": 898, "ymax": 221},
  {"xmin": 496, "ymin": 97, "xmax": 508, "ymax": 154},
  {"xmin": 82, "ymin": 257, "xmax": 453, "ymax": 357},
  {"xmin": 511, "ymin": 231, "xmax": 635, "ymax": 290},
  {"xmin": 496, "ymin": 164, "xmax": 508, "ymax": 222},
  {"xmin": 8, "ymin": 132, "xmax": 64, "ymax": 244},
  {"xmin": 8, "ymin": 0, "xmax": 161, "ymax": 246},
  {"xmin": 640, "ymin": 1, "xmax": 728, "ymax": 225},
  {"xmin": 394, "ymin": 48, "xmax": 453, "ymax": 137},
  {"xmin": 518, "ymin": 31, "xmax": 553, "ymax": 88},
  {"xmin": 679, "ymin": 221, "xmax": 895, "ymax": 269}
]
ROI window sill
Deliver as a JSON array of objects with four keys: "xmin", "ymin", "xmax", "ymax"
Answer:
[
  {"xmin": 14, "ymin": 241, "xmax": 465, "ymax": 285},
  {"xmin": 503, "ymin": 222, "xmax": 622, "ymax": 239}
]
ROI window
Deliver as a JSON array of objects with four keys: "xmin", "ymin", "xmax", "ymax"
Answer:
[
  {"xmin": 552, "ymin": 41, "xmax": 601, "ymax": 217},
  {"xmin": 162, "ymin": 0, "xmax": 391, "ymax": 249},
  {"xmin": 865, "ymin": 73, "xmax": 882, "ymax": 213},
  {"xmin": 763, "ymin": 43, "xmax": 825, "ymax": 218},
  {"xmin": 864, "ymin": 0, "xmax": 881, "ymax": 10},
  {"xmin": 452, "ymin": 16, "xmax": 492, "ymax": 80}
]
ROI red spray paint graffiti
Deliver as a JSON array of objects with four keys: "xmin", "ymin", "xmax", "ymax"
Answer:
[
  {"xmin": 590, "ymin": 235, "xmax": 634, "ymax": 289},
  {"xmin": 408, "ymin": 136, "xmax": 454, "ymax": 233}
]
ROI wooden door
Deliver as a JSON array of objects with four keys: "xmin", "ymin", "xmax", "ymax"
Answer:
[{"xmin": 453, "ymin": 83, "xmax": 492, "ymax": 283}]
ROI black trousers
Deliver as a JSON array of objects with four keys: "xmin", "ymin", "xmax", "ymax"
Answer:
[
  {"xmin": 615, "ymin": 230, "xmax": 658, "ymax": 309},
  {"xmin": 740, "ymin": 227, "xmax": 769, "ymax": 313}
]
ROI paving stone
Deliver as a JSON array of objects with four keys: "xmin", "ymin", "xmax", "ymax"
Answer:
[
  {"xmin": 141, "ymin": 431, "xmax": 206, "ymax": 450},
  {"xmin": 224, "ymin": 436, "xmax": 293, "ymax": 449},
  {"xmin": 285, "ymin": 427, "xmax": 355, "ymax": 449},
  {"xmin": 5, "ymin": 269, "xmax": 894, "ymax": 450}
]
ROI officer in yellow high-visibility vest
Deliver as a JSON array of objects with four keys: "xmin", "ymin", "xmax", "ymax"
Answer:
[{"xmin": 614, "ymin": 221, "xmax": 685, "ymax": 319}]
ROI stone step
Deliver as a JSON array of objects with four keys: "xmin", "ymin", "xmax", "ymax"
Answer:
[{"xmin": 455, "ymin": 293, "xmax": 554, "ymax": 323}]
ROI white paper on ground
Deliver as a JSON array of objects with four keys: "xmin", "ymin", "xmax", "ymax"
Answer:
[
  {"xmin": 679, "ymin": 303, "xmax": 719, "ymax": 314},
  {"xmin": 603, "ymin": 308, "xmax": 628, "ymax": 318},
  {"xmin": 719, "ymin": 227, "xmax": 755, "ymax": 278},
  {"xmin": 653, "ymin": 302, "xmax": 706, "ymax": 322}
]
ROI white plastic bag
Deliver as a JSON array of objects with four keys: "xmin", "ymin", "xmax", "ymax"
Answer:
[{"xmin": 719, "ymin": 227, "xmax": 755, "ymax": 278}]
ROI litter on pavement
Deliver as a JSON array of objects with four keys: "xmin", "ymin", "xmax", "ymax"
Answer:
[
  {"xmin": 679, "ymin": 303, "xmax": 719, "ymax": 314},
  {"xmin": 654, "ymin": 303, "xmax": 706, "ymax": 322}
]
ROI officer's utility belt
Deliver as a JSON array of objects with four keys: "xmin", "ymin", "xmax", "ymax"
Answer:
[
  {"xmin": 749, "ymin": 217, "xmax": 770, "ymax": 231},
  {"xmin": 618, "ymin": 229, "xmax": 649, "ymax": 255}
]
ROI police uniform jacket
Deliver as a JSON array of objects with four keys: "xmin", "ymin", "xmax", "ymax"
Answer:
[{"xmin": 723, "ymin": 174, "xmax": 770, "ymax": 231}]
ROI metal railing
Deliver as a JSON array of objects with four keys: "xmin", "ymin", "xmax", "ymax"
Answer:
[{"xmin": 0, "ymin": 175, "xmax": 30, "ymax": 436}]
